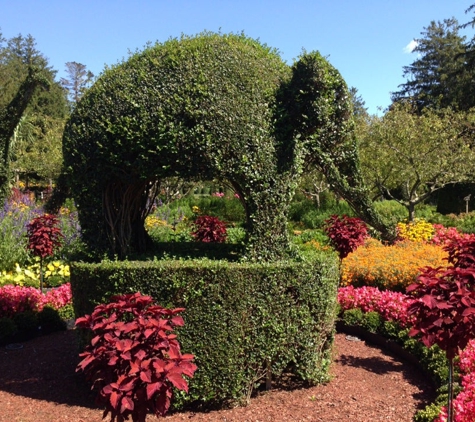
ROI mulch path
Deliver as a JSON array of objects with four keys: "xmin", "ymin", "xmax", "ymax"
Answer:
[{"xmin": 0, "ymin": 330, "xmax": 436, "ymax": 422}]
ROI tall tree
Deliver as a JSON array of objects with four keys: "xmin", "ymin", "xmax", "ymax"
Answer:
[
  {"xmin": 60, "ymin": 61, "xmax": 94, "ymax": 105},
  {"xmin": 359, "ymin": 103, "xmax": 475, "ymax": 220},
  {"xmin": 391, "ymin": 19, "xmax": 468, "ymax": 111}
]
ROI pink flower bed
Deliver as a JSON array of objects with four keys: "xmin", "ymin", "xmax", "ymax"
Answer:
[
  {"xmin": 337, "ymin": 285, "xmax": 416, "ymax": 327},
  {"xmin": 338, "ymin": 286, "xmax": 475, "ymax": 421},
  {"xmin": 0, "ymin": 283, "xmax": 72, "ymax": 318}
]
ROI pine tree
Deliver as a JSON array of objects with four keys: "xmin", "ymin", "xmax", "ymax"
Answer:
[{"xmin": 391, "ymin": 19, "xmax": 468, "ymax": 111}]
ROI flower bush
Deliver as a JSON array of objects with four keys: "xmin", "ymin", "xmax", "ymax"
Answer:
[
  {"xmin": 338, "ymin": 285, "xmax": 415, "ymax": 327},
  {"xmin": 0, "ymin": 259, "xmax": 70, "ymax": 288},
  {"xmin": 0, "ymin": 283, "xmax": 72, "ymax": 318},
  {"xmin": 341, "ymin": 238, "xmax": 448, "ymax": 291},
  {"xmin": 397, "ymin": 218, "xmax": 435, "ymax": 242}
]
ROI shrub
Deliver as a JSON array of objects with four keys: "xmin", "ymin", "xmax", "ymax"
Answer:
[
  {"xmin": 362, "ymin": 311, "xmax": 383, "ymax": 333},
  {"xmin": 341, "ymin": 239, "xmax": 448, "ymax": 292},
  {"xmin": 38, "ymin": 306, "xmax": 66, "ymax": 333},
  {"xmin": 341, "ymin": 308, "xmax": 363, "ymax": 326},
  {"xmin": 76, "ymin": 292, "xmax": 197, "ymax": 421},
  {"xmin": 13, "ymin": 310, "xmax": 38, "ymax": 333},
  {"xmin": 0, "ymin": 317, "xmax": 18, "ymax": 342},
  {"xmin": 324, "ymin": 215, "xmax": 368, "ymax": 260},
  {"xmin": 70, "ymin": 256, "xmax": 339, "ymax": 407},
  {"xmin": 191, "ymin": 215, "xmax": 227, "ymax": 243}
]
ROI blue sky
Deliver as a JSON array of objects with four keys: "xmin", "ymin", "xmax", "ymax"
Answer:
[{"xmin": 1, "ymin": 0, "xmax": 473, "ymax": 115}]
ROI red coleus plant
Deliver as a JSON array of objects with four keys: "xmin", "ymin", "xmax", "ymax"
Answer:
[
  {"xmin": 407, "ymin": 236, "xmax": 475, "ymax": 359},
  {"xmin": 191, "ymin": 215, "xmax": 227, "ymax": 243},
  {"xmin": 324, "ymin": 214, "xmax": 368, "ymax": 260},
  {"xmin": 406, "ymin": 236, "xmax": 475, "ymax": 421},
  {"xmin": 26, "ymin": 213, "xmax": 63, "ymax": 259},
  {"xmin": 75, "ymin": 292, "xmax": 197, "ymax": 422}
]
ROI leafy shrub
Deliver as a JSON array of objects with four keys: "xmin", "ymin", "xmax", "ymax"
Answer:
[
  {"xmin": 38, "ymin": 306, "xmax": 66, "ymax": 333},
  {"xmin": 0, "ymin": 317, "xmax": 17, "ymax": 342},
  {"xmin": 191, "ymin": 215, "xmax": 227, "ymax": 243},
  {"xmin": 76, "ymin": 292, "xmax": 197, "ymax": 421},
  {"xmin": 341, "ymin": 239, "xmax": 447, "ymax": 292},
  {"xmin": 226, "ymin": 226, "xmax": 246, "ymax": 244},
  {"xmin": 361, "ymin": 311, "xmax": 382, "ymax": 333},
  {"xmin": 373, "ymin": 200, "xmax": 407, "ymax": 227},
  {"xmin": 13, "ymin": 310, "xmax": 38, "ymax": 332},
  {"xmin": 324, "ymin": 215, "xmax": 368, "ymax": 260},
  {"xmin": 341, "ymin": 308, "xmax": 363, "ymax": 326}
]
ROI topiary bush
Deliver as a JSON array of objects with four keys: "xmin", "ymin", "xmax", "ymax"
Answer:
[{"xmin": 62, "ymin": 31, "xmax": 390, "ymax": 261}]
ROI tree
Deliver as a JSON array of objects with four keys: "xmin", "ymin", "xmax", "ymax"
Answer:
[
  {"xmin": 359, "ymin": 103, "xmax": 475, "ymax": 220},
  {"xmin": 60, "ymin": 61, "xmax": 94, "ymax": 105},
  {"xmin": 63, "ymin": 32, "xmax": 394, "ymax": 260},
  {"xmin": 391, "ymin": 19, "xmax": 469, "ymax": 111}
]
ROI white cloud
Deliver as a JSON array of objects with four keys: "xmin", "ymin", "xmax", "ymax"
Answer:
[{"xmin": 403, "ymin": 40, "xmax": 418, "ymax": 53}]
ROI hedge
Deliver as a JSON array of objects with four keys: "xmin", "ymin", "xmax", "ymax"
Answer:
[{"xmin": 70, "ymin": 254, "xmax": 339, "ymax": 408}]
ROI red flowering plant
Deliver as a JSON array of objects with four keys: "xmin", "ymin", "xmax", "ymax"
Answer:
[
  {"xmin": 191, "ymin": 215, "xmax": 227, "ymax": 243},
  {"xmin": 26, "ymin": 214, "xmax": 63, "ymax": 292},
  {"xmin": 324, "ymin": 215, "xmax": 368, "ymax": 261},
  {"xmin": 75, "ymin": 292, "xmax": 197, "ymax": 422},
  {"xmin": 406, "ymin": 236, "xmax": 475, "ymax": 422}
]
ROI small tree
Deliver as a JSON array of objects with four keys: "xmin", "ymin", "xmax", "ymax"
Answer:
[
  {"xmin": 406, "ymin": 236, "xmax": 475, "ymax": 421},
  {"xmin": 26, "ymin": 214, "xmax": 63, "ymax": 292},
  {"xmin": 360, "ymin": 104, "xmax": 475, "ymax": 221}
]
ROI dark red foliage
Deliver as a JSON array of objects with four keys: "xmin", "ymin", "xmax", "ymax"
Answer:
[
  {"xmin": 324, "ymin": 215, "xmax": 368, "ymax": 260},
  {"xmin": 191, "ymin": 215, "xmax": 227, "ymax": 243},
  {"xmin": 75, "ymin": 292, "xmax": 197, "ymax": 422},
  {"xmin": 406, "ymin": 237, "xmax": 475, "ymax": 360},
  {"xmin": 26, "ymin": 214, "xmax": 63, "ymax": 259}
]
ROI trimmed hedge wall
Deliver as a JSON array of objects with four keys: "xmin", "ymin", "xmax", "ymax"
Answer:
[{"xmin": 70, "ymin": 255, "xmax": 339, "ymax": 408}]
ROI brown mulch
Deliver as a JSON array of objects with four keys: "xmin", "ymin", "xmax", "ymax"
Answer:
[{"xmin": 0, "ymin": 330, "xmax": 436, "ymax": 422}]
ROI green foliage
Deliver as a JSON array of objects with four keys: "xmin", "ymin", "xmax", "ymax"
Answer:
[
  {"xmin": 63, "ymin": 31, "xmax": 386, "ymax": 260},
  {"xmin": 56, "ymin": 303, "xmax": 74, "ymax": 320},
  {"xmin": 361, "ymin": 311, "xmax": 382, "ymax": 333},
  {"xmin": 373, "ymin": 200, "xmax": 408, "ymax": 227},
  {"xmin": 413, "ymin": 403, "xmax": 444, "ymax": 422},
  {"xmin": 70, "ymin": 254, "xmax": 340, "ymax": 408},
  {"xmin": 0, "ymin": 317, "xmax": 17, "ymax": 343},
  {"xmin": 13, "ymin": 310, "xmax": 38, "ymax": 332},
  {"xmin": 341, "ymin": 308, "xmax": 364, "ymax": 326},
  {"xmin": 37, "ymin": 306, "xmax": 66, "ymax": 333}
]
